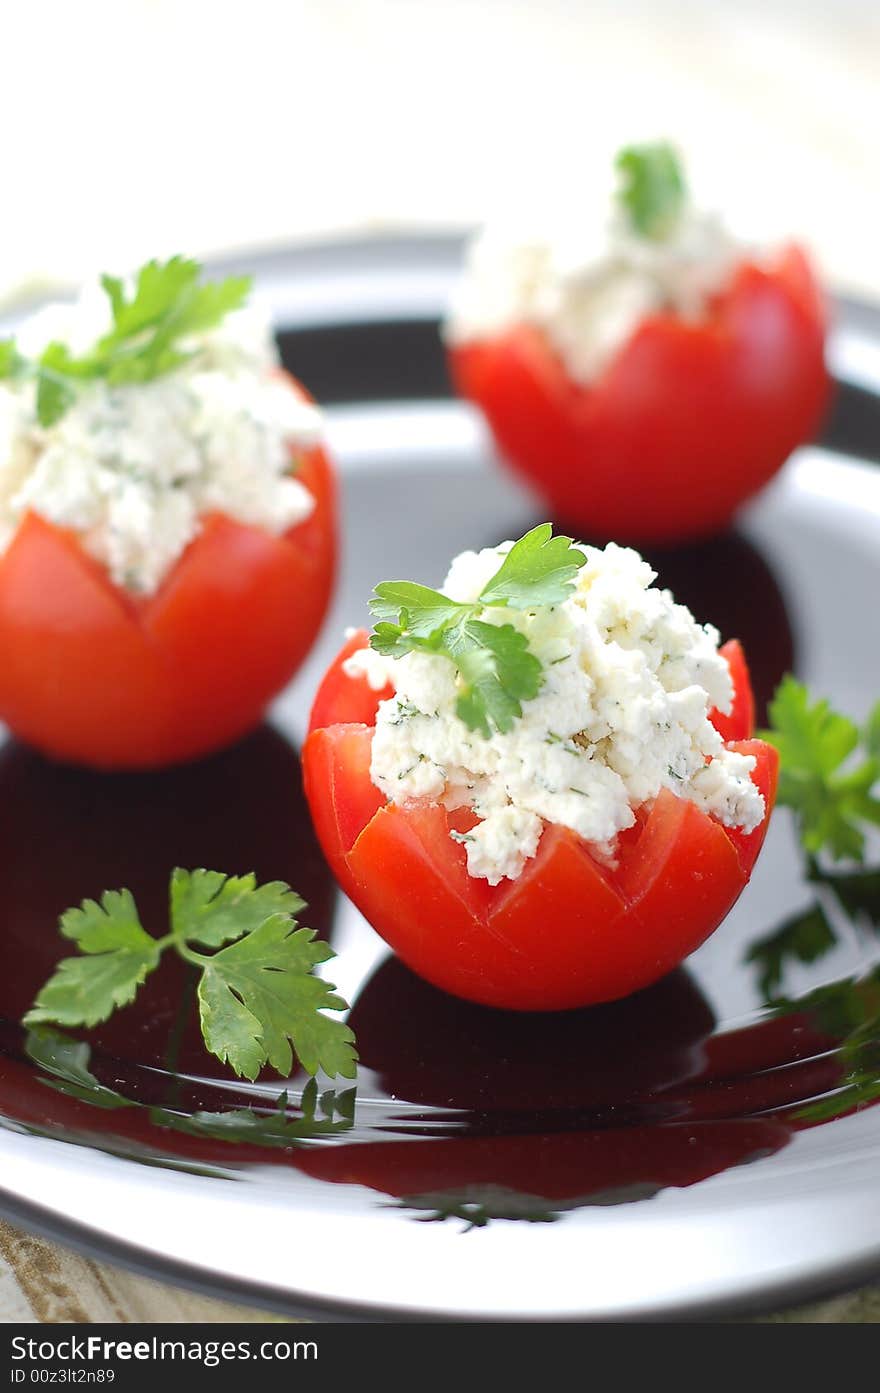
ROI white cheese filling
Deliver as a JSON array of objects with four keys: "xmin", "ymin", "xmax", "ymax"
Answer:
[
  {"xmin": 445, "ymin": 205, "xmax": 743, "ymax": 383},
  {"xmin": 0, "ymin": 289, "xmax": 320, "ymax": 594},
  {"xmin": 345, "ymin": 541, "xmax": 764, "ymax": 886}
]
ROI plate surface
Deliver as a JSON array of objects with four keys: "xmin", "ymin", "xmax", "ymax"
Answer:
[{"xmin": 1, "ymin": 238, "xmax": 880, "ymax": 1322}]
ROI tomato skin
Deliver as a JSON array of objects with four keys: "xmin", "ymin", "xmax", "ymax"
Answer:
[
  {"xmin": 450, "ymin": 246, "xmax": 830, "ymax": 542},
  {"xmin": 308, "ymin": 628, "xmax": 393, "ymax": 731},
  {"xmin": 0, "ymin": 378, "xmax": 336, "ymax": 770},
  {"xmin": 481, "ymin": 827, "xmax": 630, "ymax": 1009},
  {"xmin": 303, "ymin": 631, "xmax": 776, "ymax": 1010},
  {"xmin": 711, "ymin": 639, "xmax": 755, "ymax": 741},
  {"xmin": 301, "ymin": 723, "xmax": 385, "ymax": 891}
]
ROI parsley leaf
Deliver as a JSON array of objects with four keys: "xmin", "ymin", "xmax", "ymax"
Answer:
[
  {"xmin": 25, "ymin": 870, "xmax": 356, "ymax": 1083},
  {"xmin": 449, "ymin": 619, "xmax": 542, "ymax": 739},
  {"xmin": 198, "ymin": 915, "xmax": 356, "ymax": 1081},
  {"xmin": 169, "ymin": 868, "xmax": 304, "ymax": 950},
  {"xmin": 616, "ymin": 141, "xmax": 687, "ymax": 241},
  {"xmin": 745, "ymin": 903, "xmax": 837, "ymax": 1001},
  {"xmin": 761, "ymin": 677, "xmax": 880, "ymax": 862},
  {"xmin": 370, "ymin": 583, "xmax": 467, "ymax": 640},
  {"xmin": 0, "ymin": 338, "xmax": 26, "ymax": 380},
  {"xmin": 96, "ymin": 256, "xmax": 251, "ymax": 386},
  {"xmin": 368, "ymin": 525, "xmax": 585, "ymax": 737},
  {"xmin": 478, "ymin": 524, "xmax": 587, "ymax": 608},
  {"xmin": 816, "ymin": 863, "xmax": 880, "ymax": 930},
  {"xmin": 25, "ymin": 890, "xmax": 161, "ymax": 1029},
  {"xmin": 1, "ymin": 257, "xmax": 251, "ymax": 427},
  {"xmin": 34, "ymin": 360, "xmax": 79, "ymax": 428}
]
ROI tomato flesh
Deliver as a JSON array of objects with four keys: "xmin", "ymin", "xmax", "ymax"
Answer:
[
  {"xmin": 0, "ymin": 377, "xmax": 336, "ymax": 770},
  {"xmin": 615, "ymin": 789, "xmax": 747, "ymax": 982},
  {"xmin": 450, "ymin": 246, "xmax": 830, "ymax": 542}
]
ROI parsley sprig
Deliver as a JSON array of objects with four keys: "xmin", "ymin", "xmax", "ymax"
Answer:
[
  {"xmin": 25, "ymin": 870, "xmax": 357, "ymax": 1082},
  {"xmin": 761, "ymin": 677, "xmax": 880, "ymax": 862},
  {"xmin": 369, "ymin": 524, "xmax": 586, "ymax": 738},
  {"xmin": 0, "ymin": 257, "xmax": 251, "ymax": 428},
  {"xmin": 746, "ymin": 681, "xmax": 880, "ymax": 1006},
  {"xmin": 616, "ymin": 141, "xmax": 687, "ymax": 241}
]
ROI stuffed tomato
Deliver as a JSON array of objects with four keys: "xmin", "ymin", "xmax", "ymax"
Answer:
[
  {"xmin": 0, "ymin": 258, "xmax": 336, "ymax": 769},
  {"xmin": 447, "ymin": 144, "xmax": 829, "ymax": 542},
  {"xmin": 303, "ymin": 526, "xmax": 778, "ymax": 1010}
]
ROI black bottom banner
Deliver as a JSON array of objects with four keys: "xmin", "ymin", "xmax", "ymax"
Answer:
[{"xmin": 0, "ymin": 1319, "xmax": 819, "ymax": 1384}]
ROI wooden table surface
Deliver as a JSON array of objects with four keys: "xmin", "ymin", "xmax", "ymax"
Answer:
[{"xmin": 0, "ymin": 1216, "xmax": 878, "ymax": 1323}]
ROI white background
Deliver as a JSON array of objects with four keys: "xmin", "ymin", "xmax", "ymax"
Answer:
[{"xmin": 1, "ymin": 0, "xmax": 877, "ymax": 302}]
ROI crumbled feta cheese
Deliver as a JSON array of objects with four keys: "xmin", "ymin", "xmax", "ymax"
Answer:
[
  {"xmin": 453, "ymin": 807, "xmax": 543, "ymax": 886},
  {"xmin": 0, "ymin": 293, "xmax": 321, "ymax": 594},
  {"xmin": 361, "ymin": 540, "xmax": 764, "ymax": 885},
  {"xmin": 344, "ymin": 645, "xmax": 395, "ymax": 693},
  {"xmin": 445, "ymin": 202, "xmax": 743, "ymax": 383}
]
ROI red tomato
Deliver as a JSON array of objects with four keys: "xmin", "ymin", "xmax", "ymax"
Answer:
[
  {"xmin": 308, "ymin": 628, "xmax": 394, "ymax": 732},
  {"xmin": 303, "ymin": 631, "xmax": 778, "ymax": 1009},
  {"xmin": 450, "ymin": 245, "xmax": 830, "ymax": 542},
  {"xmin": 0, "ymin": 374, "xmax": 336, "ymax": 770},
  {"xmin": 711, "ymin": 639, "xmax": 755, "ymax": 742}
]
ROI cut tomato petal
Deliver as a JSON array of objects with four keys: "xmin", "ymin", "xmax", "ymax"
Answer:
[
  {"xmin": 721, "ymin": 739, "xmax": 780, "ymax": 875},
  {"xmin": 485, "ymin": 825, "xmax": 630, "ymax": 1009},
  {"xmin": 711, "ymin": 639, "xmax": 755, "ymax": 741},
  {"xmin": 144, "ymin": 511, "xmax": 329, "ymax": 765},
  {"xmin": 0, "ymin": 513, "xmax": 169, "ymax": 766},
  {"xmin": 302, "ymin": 724, "xmax": 385, "ymax": 891},
  {"xmin": 345, "ymin": 801, "xmax": 503, "ymax": 998},
  {"xmin": 308, "ymin": 629, "xmax": 392, "ymax": 733},
  {"xmin": 616, "ymin": 789, "xmax": 747, "ymax": 976},
  {"xmin": 287, "ymin": 444, "xmax": 337, "ymax": 566}
]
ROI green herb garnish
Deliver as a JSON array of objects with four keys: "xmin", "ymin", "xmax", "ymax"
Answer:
[
  {"xmin": 616, "ymin": 141, "xmax": 687, "ymax": 241},
  {"xmin": 0, "ymin": 257, "xmax": 251, "ymax": 427},
  {"xmin": 25, "ymin": 869, "xmax": 357, "ymax": 1082},
  {"xmin": 745, "ymin": 904, "xmax": 837, "ymax": 1001},
  {"xmin": 0, "ymin": 339, "xmax": 26, "ymax": 380},
  {"xmin": 760, "ymin": 678, "xmax": 880, "ymax": 862},
  {"xmin": 369, "ymin": 524, "xmax": 586, "ymax": 738}
]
